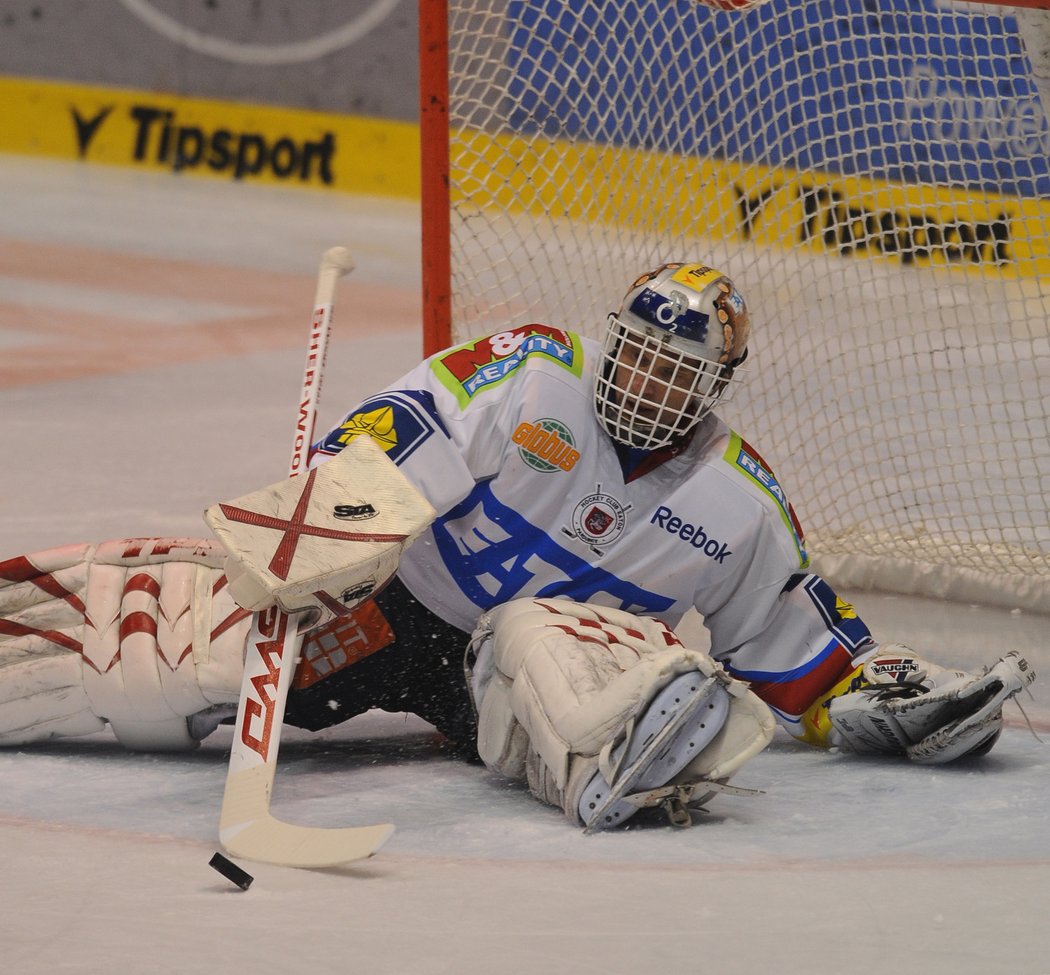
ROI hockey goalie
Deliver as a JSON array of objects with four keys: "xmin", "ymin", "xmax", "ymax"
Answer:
[{"xmin": 0, "ymin": 262, "xmax": 1036, "ymax": 830}]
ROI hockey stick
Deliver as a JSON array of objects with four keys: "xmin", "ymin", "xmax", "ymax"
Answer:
[{"xmin": 217, "ymin": 247, "xmax": 395, "ymax": 868}]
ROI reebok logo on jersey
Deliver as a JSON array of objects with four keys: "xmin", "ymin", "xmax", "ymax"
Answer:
[
  {"xmin": 513, "ymin": 418, "xmax": 580, "ymax": 472},
  {"xmin": 650, "ymin": 506, "xmax": 732, "ymax": 562}
]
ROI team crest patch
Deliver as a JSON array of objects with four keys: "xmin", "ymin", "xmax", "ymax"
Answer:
[
  {"xmin": 314, "ymin": 390, "xmax": 441, "ymax": 465},
  {"xmin": 561, "ymin": 485, "xmax": 631, "ymax": 557},
  {"xmin": 336, "ymin": 406, "xmax": 398, "ymax": 450},
  {"xmin": 513, "ymin": 418, "xmax": 580, "ymax": 472},
  {"xmin": 433, "ymin": 325, "xmax": 583, "ymax": 407}
]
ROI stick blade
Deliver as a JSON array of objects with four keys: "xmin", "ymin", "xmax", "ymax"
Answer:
[
  {"xmin": 220, "ymin": 763, "xmax": 393, "ymax": 867},
  {"xmin": 220, "ymin": 817, "xmax": 395, "ymax": 869}
]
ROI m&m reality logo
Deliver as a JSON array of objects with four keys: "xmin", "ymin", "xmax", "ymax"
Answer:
[{"xmin": 434, "ymin": 325, "xmax": 583, "ymax": 404}]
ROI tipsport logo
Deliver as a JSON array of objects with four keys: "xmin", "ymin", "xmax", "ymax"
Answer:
[
  {"xmin": 70, "ymin": 103, "xmax": 336, "ymax": 184},
  {"xmin": 512, "ymin": 418, "xmax": 580, "ymax": 472}
]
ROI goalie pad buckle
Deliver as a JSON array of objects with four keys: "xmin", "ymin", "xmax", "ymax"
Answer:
[{"xmin": 623, "ymin": 780, "xmax": 766, "ymax": 828}]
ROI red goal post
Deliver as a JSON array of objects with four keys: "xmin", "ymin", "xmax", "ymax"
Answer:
[{"xmin": 417, "ymin": 0, "xmax": 1050, "ymax": 614}]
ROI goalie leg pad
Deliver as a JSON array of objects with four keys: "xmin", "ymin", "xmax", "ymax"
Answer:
[
  {"xmin": 0, "ymin": 539, "xmax": 250, "ymax": 750},
  {"xmin": 467, "ymin": 597, "xmax": 775, "ymax": 829}
]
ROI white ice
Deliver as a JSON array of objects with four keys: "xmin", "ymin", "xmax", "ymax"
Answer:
[{"xmin": 0, "ymin": 155, "xmax": 1047, "ymax": 975}]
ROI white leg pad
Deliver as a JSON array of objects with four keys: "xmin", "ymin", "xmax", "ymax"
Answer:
[
  {"xmin": 467, "ymin": 597, "xmax": 775, "ymax": 829},
  {"xmin": 1, "ymin": 539, "xmax": 249, "ymax": 750}
]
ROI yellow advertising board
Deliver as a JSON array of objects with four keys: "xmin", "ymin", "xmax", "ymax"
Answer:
[{"xmin": 0, "ymin": 75, "xmax": 418, "ymax": 198}]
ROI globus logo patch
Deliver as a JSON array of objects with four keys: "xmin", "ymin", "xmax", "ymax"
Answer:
[
  {"xmin": 513, "ymin": 418, "xmax": 580, "ymax": 472},
  {"xmin": 434, "ymin": 325, "xmax": 583, "ymax": 405}
]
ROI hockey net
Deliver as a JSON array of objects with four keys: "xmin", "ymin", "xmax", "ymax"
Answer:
[{"xmin": 419, "ymin": 0, "xmax": 1050, "ymax": 613}]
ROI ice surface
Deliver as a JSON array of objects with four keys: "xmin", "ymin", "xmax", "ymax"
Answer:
[{"xmin": 0, "ymin": 155, "xmax": 1047, "ymax": 975}]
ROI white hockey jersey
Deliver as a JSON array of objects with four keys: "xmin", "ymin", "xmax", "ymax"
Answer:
[{"xmin": 312, "ymin": 325, "xmax": 874, "ymax": 736}]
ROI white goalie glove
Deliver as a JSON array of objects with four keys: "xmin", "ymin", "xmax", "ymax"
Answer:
[
  {"xmin": 0, "ymin": 538, "xmax": 249, "ymax": 750},
  {"xmin": 814, "ymin": 645, "xmax": 1036, "ymax": 764},
  {"xmin": 467, "ymin": 598, "xmax": 775, "ymax": 831}
]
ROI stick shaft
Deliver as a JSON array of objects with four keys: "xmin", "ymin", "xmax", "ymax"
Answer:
[
  {"xmin": 289, "ymin": 247, "xmax": 355, "ymax": 477},
  {"xmin": 220, "ymin": 247, "xmax": 355, "ymax": 832}
]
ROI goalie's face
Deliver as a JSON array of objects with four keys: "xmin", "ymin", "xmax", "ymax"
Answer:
[{"xmin": 593, "ymin": 262, "xmax": 750, "ymax": 450}]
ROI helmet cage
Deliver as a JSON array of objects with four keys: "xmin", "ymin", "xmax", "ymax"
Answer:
[{"xmin": 594, "ymin": 313, "xmax": 741, "ymax": 450}]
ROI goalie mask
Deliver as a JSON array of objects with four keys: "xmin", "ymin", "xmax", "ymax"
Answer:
[{"xmin": 594, "ymin": 262, "xmax": 750, "ymax": 450}]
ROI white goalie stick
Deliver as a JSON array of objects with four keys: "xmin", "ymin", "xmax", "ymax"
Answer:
[{"xmin": 217, "ymin": 247, "xmax": 396, "ymax": 868}]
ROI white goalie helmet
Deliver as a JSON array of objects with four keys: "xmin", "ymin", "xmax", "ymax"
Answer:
[{"xmin": 594, "ymin": 262, "xmax": 751, "ymax": 450}]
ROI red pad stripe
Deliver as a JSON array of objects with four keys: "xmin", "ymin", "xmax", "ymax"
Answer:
[
  {"xmin": 0, "ymin": 618, "xmax": 83, "ymax": 654},
  {"xmin": 124, "ymin": 573, "xmax": 162, "ymax": 599},
  {"xmin": 119, "ymin": 611, "xmax": 158, "ymax": 641},
  {"xmin": 0, "ymin": 556, "xmax": 87, "ymax": 614},
  {"xmin": 0, "ymin": 554, "xmax": 43, "ymax": 584}
]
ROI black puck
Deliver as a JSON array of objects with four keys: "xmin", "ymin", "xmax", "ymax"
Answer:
[{"xmin": 209, "ymin": 852, "xmax": 254, "ymax": 890}]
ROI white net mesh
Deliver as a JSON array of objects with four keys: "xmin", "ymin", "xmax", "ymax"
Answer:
[{"xmin": 435, "ymin": 0, "xmax": 1050, "ymax": 611}]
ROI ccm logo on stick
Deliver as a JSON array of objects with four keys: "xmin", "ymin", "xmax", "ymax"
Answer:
[{"xmin": 650, "ymin": 506, "xmax": 732, "ymax": 562}]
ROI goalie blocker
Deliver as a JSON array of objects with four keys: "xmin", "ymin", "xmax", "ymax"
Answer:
[{"xmin": 203, "ymin": 436, "xmax": 435, "ymax": 630}]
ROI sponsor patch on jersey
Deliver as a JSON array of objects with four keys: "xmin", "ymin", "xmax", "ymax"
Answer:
[
  {"xmin": 431, "ymin": 480, "xmax": 674, "ymax": 618},
  {"xmin": 726, "ymin": 432, "xmax": 807, "ymax": 566},
  {"xmin": 313, "ymin": 389, "xmax": 443, "ymax": 465},
  {"xmin": 513, "ymin": 418, "xmax": 580, "ymax": 472},
  {"xmin": 560, "ymin": 485, "xmax": 631, "ymax": 556},
  {"xmin": 432, "ymin": 325, "xmax": 584, "ymax": 407}
]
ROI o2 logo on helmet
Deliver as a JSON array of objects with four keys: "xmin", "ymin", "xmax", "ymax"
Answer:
[{"xmin": 629, "ymin": 287, "xmax": 709, "ymax": 342}]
